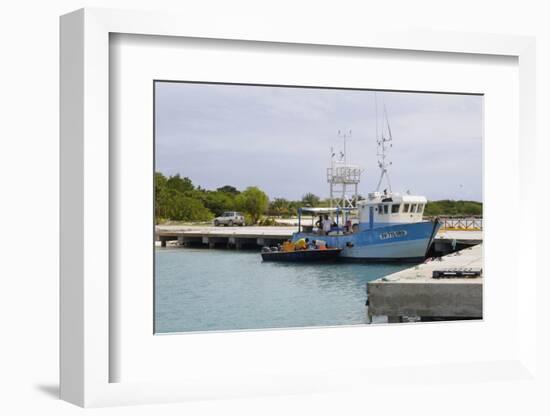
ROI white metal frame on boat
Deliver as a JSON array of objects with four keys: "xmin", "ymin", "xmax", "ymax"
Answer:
[{"xmin": 60, "ymin": 8, "xmax": 537, "ymax": 407}]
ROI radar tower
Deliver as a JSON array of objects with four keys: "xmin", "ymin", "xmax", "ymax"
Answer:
[{"xmin": 327, "ymin": 129, "xmax": 362, "ymax": 209}]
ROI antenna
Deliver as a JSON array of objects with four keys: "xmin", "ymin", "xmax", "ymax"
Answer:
[
  {"xmin": 327, "ymin": 130, "xmax": 361, "ymax": 211},
  {"xmin": 375, "ymin": 101, "xmax": 393, "ymax": 192},
  {"xmin": 337, "ymin": 129, "xmax": 352, "ymax": 165},
  {"xmin": 384, "ymin": 105, "xmax": 393, "ymax": 141},
  {"xmin": 374, "ymin": 92, "xmax": 379, "ymax": 143}
]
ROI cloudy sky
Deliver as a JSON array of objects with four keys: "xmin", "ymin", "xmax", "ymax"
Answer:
[{"xmin": 155, "ymin": 82, "xmax": 483, "ymax": 202}]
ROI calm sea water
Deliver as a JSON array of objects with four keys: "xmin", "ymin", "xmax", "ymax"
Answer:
[{"xmin": 155, "ymin": 248, "xmax": 409, "ymax": 333}]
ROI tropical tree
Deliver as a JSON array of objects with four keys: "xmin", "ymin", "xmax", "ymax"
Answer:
[
  {"xmin": 236, "ymin": 186, "xmax": 269, "ymax": 224},
  {"xmin": 288, "ymin": 200, "xmax": 302, "ymax": 216},
  {"xmin": 301, "ymin": 192, "xmax": 320, "ymax": 207},
  {"xmin": 202, "ymin": 190, "xmax": 236, "ymax": 217},
  {"xmin": 216, "ymin": 185, "xmax": 240, "ymax": 196},
  {"xmin": 155, "ymin": 172, "xmax": 213, "ymax": 223},
  {"xmin": 155, "ymin": 172, "xmax": 168, "ymax": 219},
  {"xmin": 268, "ymin": 198, "xmax": 292, "ymax": 217},
  {"xmin": 166, "ymin": 174, "xmax": 194, "ymax": 194},
  {"xmin": 160, "ymin": 188, "xmax": 212, "ymax": 221}
]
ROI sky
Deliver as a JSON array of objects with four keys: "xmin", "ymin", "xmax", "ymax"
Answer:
[{"xmin": 155, "ymin": 82, "xmax": 483, "ymax": 202}]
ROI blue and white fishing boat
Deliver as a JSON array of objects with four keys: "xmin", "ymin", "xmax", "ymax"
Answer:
[
  {"xmin": 291, "ymin": 103, "xmax": 441, "ymax": 262},
  {"xmin": 293, "ymin": 194, "xmax": 440, "ymax": 262}
]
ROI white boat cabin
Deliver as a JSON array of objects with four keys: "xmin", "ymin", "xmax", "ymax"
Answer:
[{"xmin": 357, "ymin": 191, "xmax": 427, "ymax": 225}]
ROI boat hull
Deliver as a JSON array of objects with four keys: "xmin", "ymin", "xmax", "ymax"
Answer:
[
  {"xmin": 261, "ymin": 248, "xmax": 342, "ymax": 262},
  {"xmin": 292, "ymin": 220, "xmax": 440, "ymax": 262}
]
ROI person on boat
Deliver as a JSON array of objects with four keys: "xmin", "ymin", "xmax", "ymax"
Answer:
[
  {"xmin": 345, "ymin": 219, "xmax": 352, "ymax": 234},
  {"xmin": 281, "ymin": 240, "xmax": 295, "ymax": 252},
  {"xmin": 315, "ymin": 239, "xmax": 327, "ymax": 250},
  {"xmin": 322, "ymin": 215, "xmax": 332, "ymax": 235},
  {"xmin": 294, "ymin": 237, "xmax": 309, "ymax": 250},
  {"xmin": 315, "ymin": 215, "xmax": 324, "ymax": 234}
]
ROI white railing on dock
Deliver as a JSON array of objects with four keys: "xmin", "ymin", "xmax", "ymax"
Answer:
[{"xmin": 433, "ymin": 217, "xmax": 483, "ymax": 230}]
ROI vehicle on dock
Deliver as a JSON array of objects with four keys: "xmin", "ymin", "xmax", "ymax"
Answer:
[{"xmin": 213, "ymin": 211, "xmax": 245, "ymax": 227}]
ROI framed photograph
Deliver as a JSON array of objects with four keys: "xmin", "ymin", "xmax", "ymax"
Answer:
[
  {"xmin": 60, "ymin": 8, "xmax": 537, "ymax": 407},
  {"xmin": 153, "ymin": 80, "xmax": 484, "ymax": 334}
]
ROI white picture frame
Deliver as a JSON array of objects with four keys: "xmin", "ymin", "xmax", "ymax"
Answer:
[{"xmin": 60, "ymin": 8, "xmax": 537, "ymax": 407}]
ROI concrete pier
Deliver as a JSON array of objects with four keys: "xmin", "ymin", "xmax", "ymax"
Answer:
[
  {"xmin": 367, "ymin": 244, "xmax": 483, "ymax": 322},
  {"xmin": 156, "ymin": 225, "xmax": 296, "ymax": 249},
  {"xmin": 156, "ymin": 225, "xmax": 482, "ymax": 252},
  {"xmin": 431, "ymin": 230, "xmax": 482, "ymax": 256}
]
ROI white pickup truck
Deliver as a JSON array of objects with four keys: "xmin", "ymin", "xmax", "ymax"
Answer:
[{"xmin": 213, "ymin": 211, "xmax": 245, "ymax": 226}]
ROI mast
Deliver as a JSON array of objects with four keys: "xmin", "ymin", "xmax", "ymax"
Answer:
[
  {"xmin": 337, "ymin": 129, "xmax": 352, "ymax": 165},
  {"xmin": 374, "ymin": 95, "xmax": 393, "ymax": 193}
]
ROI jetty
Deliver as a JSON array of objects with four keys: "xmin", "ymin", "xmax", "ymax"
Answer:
[
  {"xmin": 431, "ymin": 229, "xmax": 482, "ymax": 256},
  {"xmin": 367, "ymin": 243, "xmax": 483, "ymax": 323},
  {"xmin": 157, "ymin": 225, "xmax": 482, "ymax": 252},
  {"xmin": 156, "ymin": 225, "xmax": 297, "ymax": 249}
]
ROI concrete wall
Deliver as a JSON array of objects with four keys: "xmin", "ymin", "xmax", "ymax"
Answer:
[{"xmin": 368, "ymin": 281, "xmax": 482, "ymax": 318}]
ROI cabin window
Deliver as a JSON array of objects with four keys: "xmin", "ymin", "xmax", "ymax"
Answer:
[
  {"xmin": 378, "ymin": 204, "xmax": 383, "ymax": 213},
  {"xmin": 391, "ymin": 204, "xmax": 400, "ymax": 214},
  {"xmin": 410, "ymin": 204, "xmax": 417, "ymax": 213},
  {"xmin": 383, "ymin": 205, "xmax": 389, "ymax": 214},
  {"xmin": 403, "ymin": 203, "xmax": 409, "ymax": 213},
  {"xmin": 417, "ymin": 204, "xmax": 424, "ymax": 213}
]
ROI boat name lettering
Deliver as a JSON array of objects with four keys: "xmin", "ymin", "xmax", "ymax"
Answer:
[{"xmin": 379, "ymin": 230, "xmax": 407, "ymax": 240}]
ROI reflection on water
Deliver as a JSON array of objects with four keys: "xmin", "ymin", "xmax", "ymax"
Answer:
[{"xmin": 155, "ymin": 247, "xmax": 409, "ymax": 333}]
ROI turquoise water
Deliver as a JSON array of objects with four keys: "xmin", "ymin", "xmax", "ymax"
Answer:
[{"xmin": 155, "ymin": 248, "xmax": 409, "ymax": 333}]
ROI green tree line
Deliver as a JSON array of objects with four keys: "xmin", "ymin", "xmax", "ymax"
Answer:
[
  {"xmin": 155, "ymin": 173, "xmax": 333, "ymax": 224},
  {"xmin": 155, "ymin": 173, "xmax": 273, "ymax": 224},
  {"xmin": 155, "ymin": 172, "xmax": 482, "ymax": 224},
  {"xmin": 424, "ymin": 200, "xmax": 482, "ymax": 217}
]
